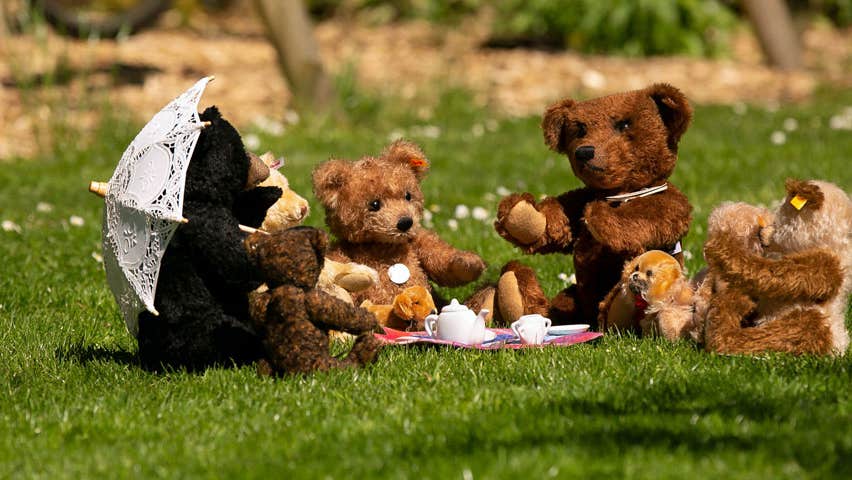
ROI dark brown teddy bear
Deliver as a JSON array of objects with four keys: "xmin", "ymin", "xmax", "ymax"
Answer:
[
  {"xmin": 312, "ymin": 140, "xmax": 486, "ymax": 320},
  {"xmin": 245, "ymin": 227, "xmax": 382, "ymax": 375},
  {"xmin": 493, "ymin": 84, "xmax": 694, "ymax": 329}
]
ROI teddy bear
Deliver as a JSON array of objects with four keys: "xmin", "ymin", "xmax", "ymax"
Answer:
[
  {"xmin": 311, "ymin": 140, "xmax": 487, "ymax": 308},
  {"xmin": 599, "ymin": 250, "xmax": 698, "ymax": 342},
  {"xmin": 700, "ymin": 179, "xmax": 852, "ymax": 356},
  {"xmin": 360, "ymin": 285, "xmax": 437, "ymax": 331},
  {"xmin": 491, "ymin": 84, "xmax": 694, "ymax": 329},
  {"xmin": 245, "ymin": 226, "xmax": 382, "ymax": 375},
  {"xmin": 136, "ymin": 106, "xmax": 282, "ymax": 371},
  {"xmin": 243, "ymin": 151, "xmax": 379, "ymax": 305}
]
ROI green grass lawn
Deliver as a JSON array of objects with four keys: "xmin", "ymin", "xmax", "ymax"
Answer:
[{"xmin": 1, "ymin": 84, "xmax": 851, "ymax": 479}]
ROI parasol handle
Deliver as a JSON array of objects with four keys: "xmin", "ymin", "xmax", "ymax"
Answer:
[
  {"xmin": 239, "ymin": 224, "xmax": 270, "ymax": 235},
  {"xmin": 89, "ymin": 181, "xmax": 109, "ymax": 198}
]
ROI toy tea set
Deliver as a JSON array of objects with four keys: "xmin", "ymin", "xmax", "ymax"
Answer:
[{"xmin": 378, "ymin": 299, "xmax": 599, "ymax": 349}]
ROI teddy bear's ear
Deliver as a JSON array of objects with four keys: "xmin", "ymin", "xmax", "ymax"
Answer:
[
  {"xmin": 542, "ymin": 98, "xmax": 576, "ymax": 153},
  {"xmin": 646, "ymin": 83, "xmax": 693, "ymax": 150},
  {"xmin": 784, "ymin": 178, "xmax": 824, "ymax": 211},
  {"xmin": 312, "ymin": 160, "xmax": 350, "ymax": 209},
  {"xmin": 383, "ymin": 140, "xmax": 429, "ymax": 180}
]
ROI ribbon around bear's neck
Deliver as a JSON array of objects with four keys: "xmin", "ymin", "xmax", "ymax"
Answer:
[{"xmin": 605, "ymin": 183, "xmax": 668, "ymax": 204}]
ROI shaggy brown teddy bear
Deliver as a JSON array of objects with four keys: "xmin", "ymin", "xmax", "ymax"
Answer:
[
  {"xmin": 246, "ymin": 227, "xmax": 382, "ymax": 375},
  {"xmin": 492, "ymin": 84, "xmax": 694, "ymax": 328},
  {"xmin": 701, "ymin": 179, "xmax": 852, "ymax": 356},
  {"xmin": 312, "ymin": 140, "xmax": 487, "ymax": 307}
]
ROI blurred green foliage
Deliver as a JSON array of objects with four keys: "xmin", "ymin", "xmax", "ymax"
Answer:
[
  {"xmin": 308, "ymin": 0, "xmax": 738, "ymax": 57},
  {"xmin": 308, "ymin": 0, "xmax": 852, "ymax": 57}
]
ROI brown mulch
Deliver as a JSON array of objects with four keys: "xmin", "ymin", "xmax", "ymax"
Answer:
[{"xmin": 1, "ymin": 7, "xmax": 850, "ymax": 159}]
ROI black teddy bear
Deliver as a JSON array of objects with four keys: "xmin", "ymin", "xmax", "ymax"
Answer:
[{"xmin": 136, "ymin": 107, "xmax": 282, "ymax": 370}]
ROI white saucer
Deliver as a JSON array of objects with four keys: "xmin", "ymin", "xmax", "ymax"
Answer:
[
  {"xmin": 482, "ymin": 330, "xmax": 497, "ymax": 342},
  {"xmin": 548, "ymin": 324, "xmax": 590, "ymax": 336}
]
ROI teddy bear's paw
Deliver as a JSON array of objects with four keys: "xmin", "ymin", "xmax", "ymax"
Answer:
[
  {"xmin": 502, "ymin": 201, "xmax": 547, "ymax": 246},
  {"xmin": 349, "ymin": 333, "xmax": 382, "ymax": 366},
  {"xmin": 496, "ymin": 271, "xmax": 525, "ymax": 323},
  {"xmin": 448, "ymin": 253, "xmax": 486, "ymax": 283},
  {"xmin": 256, "ymin": 358, "xmax": 275, "ymax": 376},
  {"xmin": 335, "ymin": 263, "xmax": 379, "ymax": 292}
]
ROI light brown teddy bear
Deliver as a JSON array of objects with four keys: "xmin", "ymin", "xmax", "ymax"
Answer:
[
  {"xmin": 248, "ymin": 151, "xmax": 379, "ymax": 304},
  {"xmin": 360, "ymin": 285, "xmax": 436, "ymax": 331},
  {"xmin": 312, "ymin": 140, "xmax": 487, "ymax": 307},
  {"xmin": 600, "ymin": 250, "xmax": 697, "ymax": 341},
  {"xmin": 492, "ymin": 84, "xmax": 694, "ymax": 329},
  {"xmin": 701, "ymin": 179, "xmax": 852, "ymax": 356}
]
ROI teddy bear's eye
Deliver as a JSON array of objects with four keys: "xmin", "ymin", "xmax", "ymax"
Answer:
[
  {"xmin": 634, "ymin": 265, "xmax": 639, "ymax": 272},
  {"xmin": 576, "ymin": 122, "xmax": 587, "ymax": 138},
  {"xmin": 646, "ymin": 270, "xmax": 653, "ymax": 277},
  {"xmin": 615, "ymin": 119, "xmax": 631, "ymax": 132},
  {"xmin": 368, "ymin": 199, "xmax": 382, "ymax": 211},
  {"xmin": 405, "ymin": 191, "xmax": 412, "ymax": 201}
]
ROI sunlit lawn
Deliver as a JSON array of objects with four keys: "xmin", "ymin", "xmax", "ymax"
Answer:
[{"xmin": 1, "ymin": 83, "xmax": 850, "ymax": 478}]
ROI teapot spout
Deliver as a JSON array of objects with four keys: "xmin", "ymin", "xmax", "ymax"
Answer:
[{"xmin": 476, "ymin": 308, "xmax": 490, "ymax": 325}]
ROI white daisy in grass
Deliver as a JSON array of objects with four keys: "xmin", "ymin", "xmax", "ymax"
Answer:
[
  {"xmin": 472, "ymin": 207, "xmax": 489, "ymax": 221},
  {"xmin": 244, "ymin": 133, "xmax": 261, "ymax": 151},
  {"xmin": 496, "ymin": 185, "xmax": 511, "ymax": 196},
  {"xmin": 387, "ymin": 129, "xmax": 406, "ymax": 142},
  {"xmin": 69, "ymin": 216, "xmax": 85, "ymax": 227},
  {"xmin": 454, "ymin": 204, "xmax": 470, "ymax": 219},
  {"xmin": 91, "ymin": 251, "xmax": 104, "ymax": 263},
  {"xmin": 783, "ymin": 118, "xmax": 798, "ymax": 132},
  {"xmin": 447, "ymin": 219, "xmax": 459, "ymax": 231},
  {"xmin": 2, "ymin": 220, "xmax": 21, "ymax": 233},
  {"xmin": 471, "ymin": 123, "xmax": 485, "ymax": 137},
  {"xmin": 36, "ymin": 202, "xmax": 53, "ymax": 213},
  {"xmin": 770, "ymin": 131, "xmax": 786, "ymax": 145},
  {"xmin": 557, "ymin": 272, "xmax": 576, "ymax": 286},
  {"xmin": 283, "ymin": 110, "xmax": 300, "ymax": 125}
]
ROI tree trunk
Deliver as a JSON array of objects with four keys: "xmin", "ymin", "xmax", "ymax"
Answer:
[
  {"xmin": 252, "ymin": 0, "xmax": 334, "ymax": 112},
  {"xmin": 743, "ymin": 0, "xmax": 802, "ymax": 71}
]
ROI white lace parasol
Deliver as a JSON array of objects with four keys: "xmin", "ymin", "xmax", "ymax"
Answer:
[{"xmin": 98, "ymin": 76, "xmax": 213, "ymax": 337}]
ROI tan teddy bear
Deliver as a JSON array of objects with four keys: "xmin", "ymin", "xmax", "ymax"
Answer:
[
  {"xmin": 700, "ymin": 180, "xmax": 851, "ymax": 356},
  {"xmin": 312, "ymin": 140, "xmax": 486, "ymax": 308},
  {"xmin": 600, "ymin": 250, "xmax": 697, "ymax": 341}
]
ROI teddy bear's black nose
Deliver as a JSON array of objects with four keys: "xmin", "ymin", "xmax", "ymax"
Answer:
[
  {"xmin": 397, "ymin": 217, "xmax": 414, "ymax": 232},
  {"xmin": 575, "ymin": 145, "xmax": 595, "ymax": 162}
]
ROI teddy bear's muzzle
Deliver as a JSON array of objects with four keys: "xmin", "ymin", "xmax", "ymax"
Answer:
[{"xmin": 628, "ymin": 273, "xmax": 648, "ymax": 295}]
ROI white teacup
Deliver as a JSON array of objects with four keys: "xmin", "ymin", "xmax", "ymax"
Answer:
[{"xmin": 511, "ymin": 314, "xmax": 552, "ymax": 345}]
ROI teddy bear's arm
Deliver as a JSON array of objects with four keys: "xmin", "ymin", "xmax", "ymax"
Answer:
[
  {"xmin": 233, "ymin": 186, "xmax": 283, "ymax": 229},
  {"xmin": 495, "ymin": 190, "xmax": 587, "ymax": 254},
  {"xmin": 304, "ymin": 290, "xmax": 378, "ymax": 334},
  {"xmin": 182, "ymin": 202, "xmax": 262, "ymax": 292},
  {"xmin": 584, "ymin": 189, "xmax": 692, "ymax": 255},
  {"xmin": 413, "ymin": 230, "xmax": 486, "ymax": 286},
  {"xmin": 705, "ymin": 237, "xmax": 842, "ymax": 302}
]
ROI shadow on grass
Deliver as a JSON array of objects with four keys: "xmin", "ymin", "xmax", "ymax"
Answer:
[{"xmin": 55, "ymin": 341, "xmax": 140, "ymax": 367}]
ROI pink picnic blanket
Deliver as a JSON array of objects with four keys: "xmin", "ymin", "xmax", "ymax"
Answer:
[{"xmin": 375, "ymin": 327, "xmax": 603, "ymax": 350}]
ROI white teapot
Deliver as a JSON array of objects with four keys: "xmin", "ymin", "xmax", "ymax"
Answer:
[{"xmin": 424, "ymin": 299, "xmax": 490, "ymax": 344}]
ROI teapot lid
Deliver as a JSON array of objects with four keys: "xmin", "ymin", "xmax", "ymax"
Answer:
[{"xmin": 440, "ymin": 299, "xmax": 468, "ymax": 313}]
